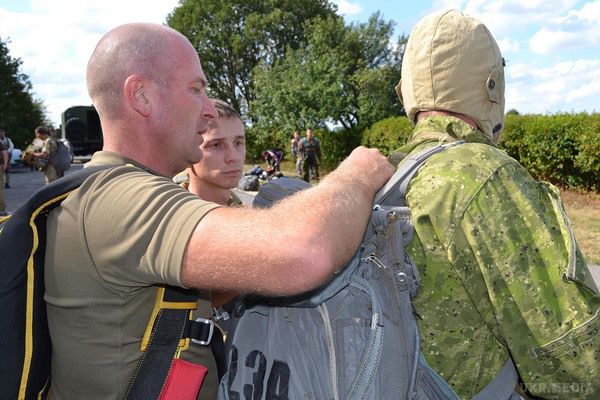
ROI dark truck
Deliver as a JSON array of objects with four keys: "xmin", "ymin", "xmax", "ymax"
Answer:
[{"xmin": 61, "ymin": 105, "xmax": 103, "ymax": 156}]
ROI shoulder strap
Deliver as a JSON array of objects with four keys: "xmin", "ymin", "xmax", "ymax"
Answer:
[
  {"xmin": 473, "ymin": 357, "xmax": 519, "ymax": 400},
  {"xmin": 0, "ymin": 166, "xmax": 109, "ymax": 400},
  {"xmin": 125, "ymin": 286, "xmax": 211, "ymax": 400},
  {"xmin": 374, "ymin": 141, "xmax": 465, "ymax": 207}
]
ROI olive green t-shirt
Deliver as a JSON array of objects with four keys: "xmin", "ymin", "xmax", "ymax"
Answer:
[{"xmin": 44, "ymin": 151, "xmax": 221, "ymax": 399}]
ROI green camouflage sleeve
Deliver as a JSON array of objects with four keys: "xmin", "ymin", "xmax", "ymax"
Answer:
[{"xmin": 454, "ymin": 161, "xmax": 600, "ymax": 399}]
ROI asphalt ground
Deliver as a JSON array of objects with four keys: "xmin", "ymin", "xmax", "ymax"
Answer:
[{"xmin": 4, "ymin": 162, "xmax": 599, "ymax": 285}]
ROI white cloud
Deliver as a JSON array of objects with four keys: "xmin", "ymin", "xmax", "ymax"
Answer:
[
  {"xmin": 506, "ymin": 59, "xmax": 600, "ymax": 113},
  {"xmin": 529, "ymin": 0, "xmax": 600, "ymax": 54},
  {"xmin": 1, "ymin": 0, "xmax": 179, "ymax": 125},
  {"xmin": 497, "ymin": 37, "xmax": 520, "ymax": 53},
  {"xmin": 332, "ymin": 0, "xmax": 362, "ymax": 16},
  {"xmin": 430, "ymin": 0, "xmax": 581, "ymax": 36}
]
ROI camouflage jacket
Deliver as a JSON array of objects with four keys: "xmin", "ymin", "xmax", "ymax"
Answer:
[{"xmin": 396, "ymin": 116, "xmax": 600, "ymax": 399}]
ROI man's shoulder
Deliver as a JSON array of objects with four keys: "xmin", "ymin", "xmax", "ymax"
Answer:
[
  {"xmin": 416, "ymin": 142, "xmax": 512, "ymax": 172},
  {"xmin": 406, "ymin": 142, "xmax": 518, "ymax": 198}
]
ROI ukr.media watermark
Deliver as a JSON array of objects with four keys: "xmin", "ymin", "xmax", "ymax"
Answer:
[{"xmin": 521, "ymin": 382, "xmax": 594, "ymax": 395}]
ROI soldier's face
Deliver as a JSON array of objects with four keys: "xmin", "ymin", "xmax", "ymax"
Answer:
[{"xmin": 191, "ymin": 116, "xmax": 246, "ymax": 190}]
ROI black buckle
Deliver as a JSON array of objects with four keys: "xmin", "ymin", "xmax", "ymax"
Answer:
[{"xmin": 187, "ymin": 317, "xmax": 214, "ymax": 346}]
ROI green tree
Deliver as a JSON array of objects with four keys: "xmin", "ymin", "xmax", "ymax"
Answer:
[
  {"xmin": 250, "ymin": 12, "xmax": 405, "ymax": 144},
  {"xmin": 166, "ymin": 0, "xmax": 338, "ymax": 115},
  {"xmin": 0, "ymin": 37, "xmax": 48, "ymax": 148}
]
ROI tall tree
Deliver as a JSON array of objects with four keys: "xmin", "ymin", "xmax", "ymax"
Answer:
[
  {"xmin": 251, "ymin": 12, "xmax": 405, "ymax": 136},
  {"xmin": 0, "ymin": 37, "xmax": 48, "ymax": 148},
  {"xmin": 167, "ymin": 0, "xmax": 339, "ymax": 116}
]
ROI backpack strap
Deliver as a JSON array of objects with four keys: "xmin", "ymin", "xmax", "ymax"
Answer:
[
  {"xmin": 125, "ymin": 286, "xmax": 214, "ymax": 399},
  {"xmin": 473, "ymin": 357, "xmax": 519, "ymax": 400},
  {"xmin": 0, "ymin": 166, "xmax": 109, "ymax": 400},
  {"xmin": 374, "ymin": 141, "xmax": 465, "ymax": 207}
]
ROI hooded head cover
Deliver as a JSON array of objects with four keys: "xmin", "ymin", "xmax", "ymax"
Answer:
[{"xmin": 399, "ymin": 9, "xmax": 505, "ymax": 142}]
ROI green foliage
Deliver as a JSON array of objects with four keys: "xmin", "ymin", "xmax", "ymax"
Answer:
[
  {"xmin": 361, "ymin": 116, "xmax": 413, "ymax": 156},
  {"xmin": 500, "ymin": 113, "xmax": 600, "ymax": 191},
  {"xmin": 244, "ymin": 125, "xmax": 287, "ymax": 162},
  {"xmin": 319, "ymin": 127, "xmax": 362, "ymax": 170},
  {"xmin": 250, "ymin": 12, "xmax": 405, "ymax": 139},
  {"xmin": 0, "ymin": 37, "xmax": 48, "ymax": 148},
  {"xmin": 167, "ymin": 0, "xmax": 338, "ymax": 115}
]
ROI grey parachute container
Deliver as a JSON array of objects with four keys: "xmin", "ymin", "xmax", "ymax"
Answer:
[{"xmin": 219, "ymin": 142, "xmax": 520, "ymax": 400}]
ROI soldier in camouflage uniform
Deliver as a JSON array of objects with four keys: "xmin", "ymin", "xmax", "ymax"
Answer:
[
  {"xmin": 33, "ymin": 126, "xmax": 62, "ymax": 183},
  {"xmin": 396, "ymin": 9, "xmax": 600, "ymax": 399},
  {"xmin": 299, "ymin": 128, "xmax": 321, "ymax": 182}
]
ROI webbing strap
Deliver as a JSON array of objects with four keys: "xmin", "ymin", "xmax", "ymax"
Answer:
[
  {"xmin": 126, "ymin": 286, "xmax": 215, "ymax": 400},
  {"xmin": 374, "ymin": 141, "xmax": 465, "ymax": 207},
  {"xmin": 125, "ymin": 299, "xmax": 191, "ymax": 400},
  {"xmin": 473, "ymin": 357, "xmax": 519, "ymax": 400}
]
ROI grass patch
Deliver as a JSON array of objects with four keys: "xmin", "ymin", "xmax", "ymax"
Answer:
[{"xmin": 561, "ymin": 190, "xmax": 600, "ymax": 265}]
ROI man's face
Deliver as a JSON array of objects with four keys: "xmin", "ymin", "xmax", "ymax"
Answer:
[
  {"xmin": 306, "ymin": 129, "xmax": 313, "ymax": 139},
  {"xmin": 190, "ymin": 116, "xmax": 246, "ymax": 190},
  {"xmin": 155, "ymin": 38, "xmax": 217, "ymax": 174},
  {"xmin": 0, "ymin": 130, "xmax": 5, "ymax": 139}
]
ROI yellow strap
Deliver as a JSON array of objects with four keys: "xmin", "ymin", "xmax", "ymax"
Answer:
[{"xmin": 19, "ymin": 191, "xmax": 72, "ymax": 400}]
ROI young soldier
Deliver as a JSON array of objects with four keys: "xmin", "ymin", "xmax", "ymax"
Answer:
[{"xmin": 182, "ymin": 99, "xmax": 245, "ymax": 206}]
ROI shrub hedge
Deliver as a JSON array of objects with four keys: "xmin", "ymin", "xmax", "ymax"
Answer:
[
  {"xmin": 360, "ymin": 117, "xmax": 413, "ymax": 156},
  {"xmin": 501, "ymin": 113, "xmax": 600, "ymax": 191},
  {"xmin": 359, "ymin": 113, "xmax": 600, "ymax": 192}
]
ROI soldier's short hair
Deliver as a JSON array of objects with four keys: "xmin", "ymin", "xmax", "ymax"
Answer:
[{"xmin": 212, "ymin": 99, "xmax": 241, "ymax": 121}]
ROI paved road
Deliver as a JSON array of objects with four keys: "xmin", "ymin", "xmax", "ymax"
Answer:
[{"xmin": 4, "ymin": 162, "xmax": 85, "ymax": 213}]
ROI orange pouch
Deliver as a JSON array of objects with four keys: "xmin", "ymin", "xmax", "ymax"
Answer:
[{"xmin": 159, "ymin": 359, "xmax": 208, "ymax": 400}]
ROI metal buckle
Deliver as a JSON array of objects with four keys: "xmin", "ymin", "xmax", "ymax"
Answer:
[{"xmin": 191, "ymin": 317, "xmax": 214, "ymax": 346}]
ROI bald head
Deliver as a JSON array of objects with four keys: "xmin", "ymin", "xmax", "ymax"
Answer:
[{"xmin": 86, "ymin": 23, "xmax": 192, "ymax": 118}]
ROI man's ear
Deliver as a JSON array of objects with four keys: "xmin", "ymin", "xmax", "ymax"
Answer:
[{"xmin": 124, "ymin": 75, "xmax": 151, "ymax": 117}]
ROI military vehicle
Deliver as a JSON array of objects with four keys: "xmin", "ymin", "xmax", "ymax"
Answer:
[{"xmin": 61, "ymin": 105, "xmax": 103, "ymax": 156}]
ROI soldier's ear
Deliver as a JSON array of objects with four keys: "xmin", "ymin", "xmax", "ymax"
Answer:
[{"xmin": 125, "ymin": 75, "xmax": 151, "ymax": 118}]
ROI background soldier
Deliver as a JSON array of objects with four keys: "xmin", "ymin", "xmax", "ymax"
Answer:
[{"xmin": 299, "ymin": 127, "xmax": 321, "ymax": 182}]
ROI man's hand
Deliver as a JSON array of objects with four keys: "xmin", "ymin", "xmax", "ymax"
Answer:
[{"xmin": 335, "ymin": 146, "xmax": 395, "ymax": 194}]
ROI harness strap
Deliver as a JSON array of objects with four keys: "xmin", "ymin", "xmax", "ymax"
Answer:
[
  {"xmin": 125, "ymin": 286, "xmax": 208, "ymax": 400},
  {"xmin": 473, "ymin": 357, "xmax": 519, "ymax": 400},
  {"xmin": 375, "ymin": 141, "xmax": 465, "ymax": 207}
]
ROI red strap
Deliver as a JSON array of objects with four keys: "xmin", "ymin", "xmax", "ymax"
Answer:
[{"xmin": 159, "ymin": 359, "xmax": 208, "ymax": 400}]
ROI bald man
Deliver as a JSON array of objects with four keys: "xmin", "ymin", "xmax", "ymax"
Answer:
[{"xmin": 43, "ymin": 23, "xmax": 393, "ymax": 399}]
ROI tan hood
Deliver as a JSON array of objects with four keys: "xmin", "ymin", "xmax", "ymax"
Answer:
[{"xmin": 398, "ymin": 9, "xmax": 505, "ymax": 142}]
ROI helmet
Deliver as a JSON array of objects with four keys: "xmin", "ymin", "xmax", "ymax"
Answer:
[{"xmin": 398, "ymin": 9, "xmax": 505, "ymax": 142}]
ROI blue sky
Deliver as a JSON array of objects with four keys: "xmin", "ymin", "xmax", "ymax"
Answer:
[{"xmin": 1, "ymin": 0, "xmax": 599, "ymax": 126}]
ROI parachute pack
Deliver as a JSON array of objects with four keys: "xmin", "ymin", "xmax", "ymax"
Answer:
[
  {"xmin": 0, "ymin": 166, "xmax": 215, "ymax": 399},
  {"xmin": 219, "ymin": 142, "xmax": 520, "ymax": 400}
]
